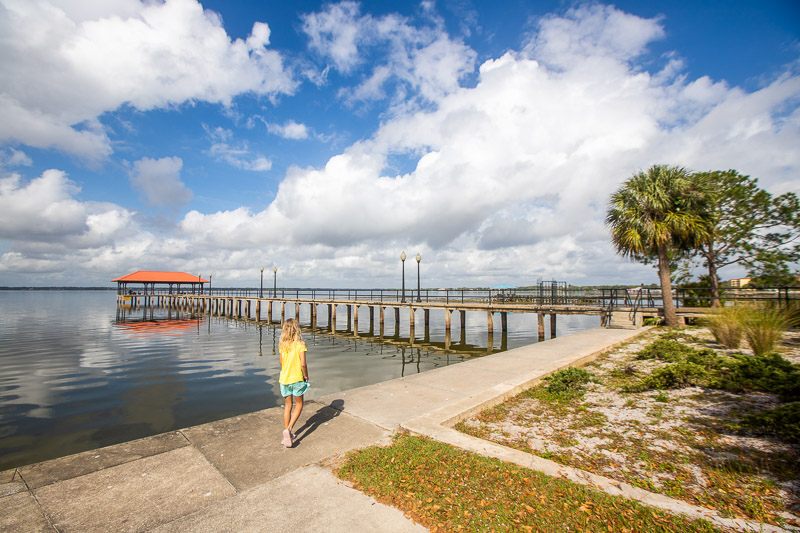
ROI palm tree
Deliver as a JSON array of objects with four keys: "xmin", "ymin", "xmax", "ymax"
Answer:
[{"xmin": 606, "ymin": 165, "xmax": 710, "ymax": 327}]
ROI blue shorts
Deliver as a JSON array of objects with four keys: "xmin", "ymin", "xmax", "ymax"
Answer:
[{"xmin": 280, "ymin": 380, "xmax": 309, "ymax": 397}]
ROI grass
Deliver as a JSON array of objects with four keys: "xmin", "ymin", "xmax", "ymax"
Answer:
[
  {"xmin": 701, "ymin": 306, "xmax": 745, "ymax": 349},
  {"xmin": 702, "ymin": 304, "xmax": 790, "ymax": 355},
  {"xmin": 741, "ymin": 306, "xmax": 790, "ymax": 356},
  {"xmin": 336, "ymin": 434, "xmax": 724, "ymax": 533},
  {"xmin": 455, "ymin": 328, "xmax": 800, "ymax": 528}
]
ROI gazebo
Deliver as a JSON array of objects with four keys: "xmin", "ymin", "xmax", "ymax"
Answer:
[{"xmin": 111, "ymin": 271, "xmax": 208, "ymax": 295}]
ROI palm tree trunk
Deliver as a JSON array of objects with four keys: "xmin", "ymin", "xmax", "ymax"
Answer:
[{"xmin": 657, "ymin": 244, "xmax": 680, "ymax": 327}]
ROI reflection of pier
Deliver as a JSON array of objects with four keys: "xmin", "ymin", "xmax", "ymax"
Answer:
[{"xmin": 117, "ymin": 297, "xmax": 504, "ymax": 359}]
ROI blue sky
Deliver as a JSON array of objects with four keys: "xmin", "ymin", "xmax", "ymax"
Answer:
[{"xmin": 0, "ymin": 0, "xmax": 798, "ymax": 287}]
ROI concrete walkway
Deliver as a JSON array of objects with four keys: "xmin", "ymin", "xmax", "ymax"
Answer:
[{"xmin": 2, "ymin": 327, "xmax": 649, "ymax": 533}]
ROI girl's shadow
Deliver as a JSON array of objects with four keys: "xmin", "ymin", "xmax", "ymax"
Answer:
[{"xmin": 292, "ymin": 399, "xmax": 344, "ymax": 446}]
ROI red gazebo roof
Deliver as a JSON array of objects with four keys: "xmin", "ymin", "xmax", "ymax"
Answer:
[{"xmin": 111, "ymin": 271, "xmax": 208, "ymax": 283}]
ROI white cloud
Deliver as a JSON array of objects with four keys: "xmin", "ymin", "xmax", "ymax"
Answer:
[
  {"xmin": 204, "ymin": 125, "xmax": 273, "ymax": 171},
  {"xmin": 0, "ymin": 169, "xmax": 142, "ymax": 249},
  {"xmin": 301, "ymin": 1, "xmax": 476, "ymax": 108},
  {"xmin": 301, "ymin": 1, "xmax": 365, "ymax": 73},
  {"xmin": 173, "ymin": 4, "xmax": 799, "ymax": 287},
  {"xmin": 2, "ymin": 4, "xmax": 798, "ymax": 287},
  {"xmin": 0, "ymin": 170, "xmax": 88, "ymax": 241},
  {"xmin": 129, "ymin": 156, "xmax": 193, "ymax": 207},
  {"xmin": 0, "ymin": 0, "xmax": 295, "ymax": 161},
  {"xmin": 0, "ymin": 147, "xmax": 32, "ymax": 167},
  {"xmin": 267, "ymin": 120, "xmax": 310, "ymax": 140}
]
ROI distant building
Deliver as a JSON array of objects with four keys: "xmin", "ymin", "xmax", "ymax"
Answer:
[{"xmin": 725, "ymin": 277, "xmax": 751, "ymax": 288}]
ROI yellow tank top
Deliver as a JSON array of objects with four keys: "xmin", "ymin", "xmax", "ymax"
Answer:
[{"xmin": 279, "ymin": 340, "xmax": 306, "ymax": 385}]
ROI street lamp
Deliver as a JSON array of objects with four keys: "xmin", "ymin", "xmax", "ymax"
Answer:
[
  {"xmin": 400, "ymin": 251, "xmax": 406, "ymax": 303},
  {"xmin": 260, "ymin": 266, "xmax": 264, "ymax": 298},
  {"xmin": 273, "ymin": 266, "xmax": 277, "ymax": 298},
  {"xmin": 198, "ymin": 273, "xmax": 202, "ymax": 295},
  {"xmin": 209, "ymin": 273, "xmax": 212, "ymax": 295},
  {"xmin": 415, "ymin": 252, "xmax": 422, "ymax": 303}
]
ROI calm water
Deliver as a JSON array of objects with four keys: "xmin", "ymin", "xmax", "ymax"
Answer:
[{"xmin": 0, "ymin": 290, "xmax": 600, "ymax": 469}]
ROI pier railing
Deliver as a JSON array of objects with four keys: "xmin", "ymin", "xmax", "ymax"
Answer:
[{"xmin": 124, "ymin": 286, "xmax": 800, "ymax": 309}]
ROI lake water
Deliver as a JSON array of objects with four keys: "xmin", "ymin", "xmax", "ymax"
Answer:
[{"xmin": 0, "ymin": 290, "xmax": 600, "ymax": 469}]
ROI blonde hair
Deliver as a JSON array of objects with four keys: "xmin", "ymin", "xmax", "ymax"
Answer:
[{"xmin": 279, "ymin": 318, "xmax": 302, "ymax": 351}]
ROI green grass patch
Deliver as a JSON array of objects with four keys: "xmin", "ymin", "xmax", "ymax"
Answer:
[{"xmin": 336, "ymin": 434, "xmax": 723, "ymax": 533}]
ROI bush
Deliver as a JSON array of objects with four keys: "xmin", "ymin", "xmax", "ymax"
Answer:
[
  {"xmin": 739, "ymin": 402, "xmax": 800, "ymax": 442},
  {"xmin": 711, "ymin": 353, "xmax": 800, "ymax": 402},
  {"xmin": 544, "ymin": 367, "xmax": 592, "ymax": 397},
  {"xmin": 660, "ymin": 330, "xmax": 703, "ymax": 343},
  {"xmin": 627, "ymin": 361, "xmax": 708, "ymax": 392},
  {"xmin": 635, "ymin": 339, "xmax": 697, "ymax": 362},
  {"xmin": 686, "ymin": 348, "xmax": 724, "ymax": 370},
  {"xmin": 700, "ymin": 306, "xmax": 744, "ymax": 349}
]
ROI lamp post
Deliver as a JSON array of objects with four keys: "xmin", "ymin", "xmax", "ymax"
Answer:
[
  {"xmin": 400, "ymin": 251, "xmax": 406, "ymax": 303},
  {"xmin": 198, "ymin": 273, "xmax": 202, "ymax": 295},
  {"xmin": 209, "ymin": 273, "xmax": 212, "ymax": 295},
  {"xmin": 415, "ymin": 252, "xmax": 422, "ymax": 302},
  {"xmin": 260, "ymin": 266, "xmax": 264, "ymax": 298},
  {"xmin": 273, "ymin": 266, "xmax": 277, "ymax": 298}
]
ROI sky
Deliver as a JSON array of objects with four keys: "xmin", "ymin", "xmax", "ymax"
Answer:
[{"xmin": 0, "ymin": 0, "xmax": 799, "ymax": 288}]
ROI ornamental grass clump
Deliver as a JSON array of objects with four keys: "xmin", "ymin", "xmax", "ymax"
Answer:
[
  {"xmin": 740, "ymin": 305, "xmax": 790, "ymax": 356},
  {"xmin": 701, "ymin": 305, "xmax": 745, "ymax": 349}
]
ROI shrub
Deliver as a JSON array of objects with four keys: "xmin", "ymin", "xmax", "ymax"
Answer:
[
  {"xmin": 712, "ymin": 353, "xmax": 800, "ymax": 402},
  {"xmin": 660, "ymin": 330, "xmax": 703, "ymax": 343},
  {"xmin": 635, "ymin": 338, "xmax": 697, "ymax": 362},
  {"xmin": 739, "ymin": 402, "xmax": 800, "ymax": 442},
  {"xmin": 700, "ymin": 305, "xmax": 744, "ymax": 349},
  {"xmin": 686, "ymin": 348, "xmax": 724, "ymax": 370},
  {"xmin": 627, "ymin": 361, "xmax": 708, "ymax": 392},
  {"xmin": 544, "ymin": 367, "xmax": 592, "ymax": 397}
]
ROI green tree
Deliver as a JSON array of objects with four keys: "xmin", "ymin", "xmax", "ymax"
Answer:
[
  {"xmin": 691, "ymin": 170, "xmax": 800, "ymax": 303},
  {"xmin": 746, "ymin": 250, "xmax": 800, "ymax": 287},
  {"xmin": 606, "ymin": 165, "xmax": 711, "ymax": 327}
]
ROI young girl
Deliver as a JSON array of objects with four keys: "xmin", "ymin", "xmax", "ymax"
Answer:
[{"xmin": 278, "ymin": 318, "xmax": 309, "ymax": 448}]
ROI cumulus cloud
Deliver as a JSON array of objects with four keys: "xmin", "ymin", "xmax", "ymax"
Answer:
[
  {"xmin": 301, "ymin": 1, "xmax": 476, "ymax": 108},
  {"xmin": 174, "ymin": 4, "xmax": 800, "ymax": 286},
  {"xmin": 0, "ymin": 168, "xmax": 151, "ymax": 282},
  {"xmin": 0, "ymin": 166, "xmax": 212, "ymax": 284},
  {"xmin": 2, "ymin": 3, "xmax": 799, "ymax": 287},
  {"xmin": 0, "ymin": 170, "xmax": 88, "ymax": 241},
  {"xmin": 0, "ymin": 0, "xmax": 295, "ymax": 161},
  {"xmin": 129, "ymin": 156, "xmax": 193, "ymax": 207}
]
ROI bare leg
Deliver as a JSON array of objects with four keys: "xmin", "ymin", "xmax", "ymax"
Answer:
[
  {"xmin": 287, "ymin": 395, "xmax": 304, "ymax": 433},
  {"xmin": 283, "ymin": 395, "xmax": 293, "ymax": 430}
]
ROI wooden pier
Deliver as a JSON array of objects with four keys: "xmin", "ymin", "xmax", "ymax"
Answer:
[{"xmin": 117, "ymin": 292, "xmax": 668, "ymax": 340}]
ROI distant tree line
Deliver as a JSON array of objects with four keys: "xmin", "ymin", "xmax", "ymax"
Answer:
[{"xmin": 606, "ymin": 165, "xmax": 800, "ymax": 327}]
